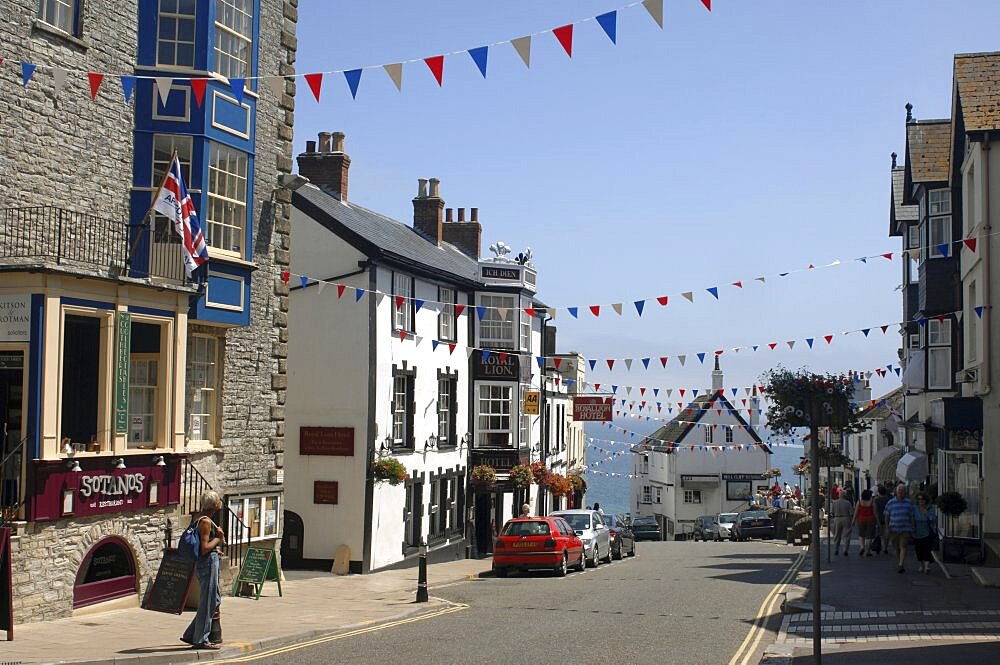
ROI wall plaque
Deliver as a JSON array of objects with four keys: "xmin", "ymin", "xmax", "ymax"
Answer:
[
  {"xmin": 0, "ymin": 294, "xmax": 30, "ymax": 343},
  {"xmin": 313, "ymin": 481, "xmax": 339, "ymax": 505},
  {"xmin": 300, "ymin": 427, "xmax": 354, "ymax": 456}
]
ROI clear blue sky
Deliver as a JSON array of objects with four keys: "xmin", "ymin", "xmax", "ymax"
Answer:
[{"xmin": 293, "ymin": 0, "xmax": 1000, "ymax": 400}]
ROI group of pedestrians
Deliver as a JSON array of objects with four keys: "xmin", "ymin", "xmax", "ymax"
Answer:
[{"xmin": 827, "ymin": 482, "xmax": 939, "ymax": 574}]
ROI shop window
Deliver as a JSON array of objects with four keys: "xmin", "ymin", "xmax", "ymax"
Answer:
[
  {"xmin": 684, "ymin": 490, "xmax": 702, "ymax": 504},
  {"xmin": 128, "ymin": 322, "xmax": 165, "ymax": 449},
  {"xmin": 60, "ymin": 313, "xmax": 109, "ymax": 451},
  {"xmin": 941, "ymin": 452, "xmax": 979, "ymax": 539},
  {"xmin": 73, "ymin": 537, "xmax": 137, "ymax": 609},
  {"xmin": 186, "ymin": 334, "xmax": 220, "ymax": 444},
  {"xmin": 228, "ymin": 493, "xmax": 280, "ymax": 541}
]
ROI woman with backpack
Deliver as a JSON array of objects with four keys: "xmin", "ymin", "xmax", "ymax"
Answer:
[{"xmin": 181, "ymin": 490, "xmax": 226, "ymax": 650}]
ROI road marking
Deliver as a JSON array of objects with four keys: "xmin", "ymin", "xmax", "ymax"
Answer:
[
  {"xmin": 212, "ymin": 602, "xmax": 469, "ymax": 663},
  {"xmin": 727, "ymin": 549, "xmax": 806, "ymax": 665}
]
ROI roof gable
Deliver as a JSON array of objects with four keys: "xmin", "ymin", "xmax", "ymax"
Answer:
[
  {"xmin": 644, "ymin": 391, "xmax": 768, "ymax": 452},
  {"xmin": 890, "ymin": 167, "xmax": 917, "ymax": 236},
  {"xmin": 904, "ymin": 120, "xmax": 952, "ymax": 194},
  {"xmin": 953, "ymin": 52, "xmax": 1000, "ymax": 134}
]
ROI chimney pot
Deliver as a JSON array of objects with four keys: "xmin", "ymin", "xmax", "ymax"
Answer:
[
  {"xmin": 318, "ymin": 132, "xmax": 332, "ymax": 152},
  {"xmin": 418, "ymin": 178, "xmax": 428, "ymax": 198},
  {"xmin": 471, "ymin": 207, "xmax": 478, "ymax": 222},
  {"xmin": 429, "ymin": 178, "xmax": 440, "ymax": 198},
  {"xmin": 306, "ymin": 140, "xmax": 316, "ymax": 153},
  {"xmin": 297, "ymin": 132, "xmax": 350, "ymax": 200},
  {"xmin": 457, "ymin": 208, "xmax": 465, "ymax": 222},
  {"xmin": 332, "ymin": 131, "xmax": 345, "ymax": 152},
  {"xmin": 445, "ymin": 208, "xmax": 453, "ymax": 222}
]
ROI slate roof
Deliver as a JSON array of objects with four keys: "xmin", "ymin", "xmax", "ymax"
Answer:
[
  {"xmin": 953, "ymin": 52, "xmax": 1000, "ymax": 133},
  {"xmin": 642, "ymin": 392, "xmax": 768, "ymax": 452},
  {"xmin": 905, "ymin": 120, "xmax": 951, "ymax": 184},
  {"xmin": 293, "ymin": 184, "xmax": 480, "ymax": 287},
  {"xmin": 891, "ymin": 168, "xmax": 917, "ymax": 223}
]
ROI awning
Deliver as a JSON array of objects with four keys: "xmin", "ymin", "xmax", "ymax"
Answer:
[
  {"xmin": 875, "ymin": 447, "xmax": 903, "ymax": 485},
  {"xmin": 681, "ymin": 476, "xmax": 719, "ymax": 489},
  {"xmin": 896, "ymin": 451, "xmax": 929, "ymax": 482}
]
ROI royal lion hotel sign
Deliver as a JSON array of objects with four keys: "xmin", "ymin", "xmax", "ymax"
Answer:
[{"xmin": 0, "ymin": 294, "xmax": 30, "ymax": 342}]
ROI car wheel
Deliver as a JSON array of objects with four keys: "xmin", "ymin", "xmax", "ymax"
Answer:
[
  {"xmin": 494, "ymin": 566, "xmax": 508, "ymax": 578},
  {"xmin": 629, "ymin": 541, "xmax": 636, "ymax": 557},
  {"xmin": 602, "ymin": 544, "xmax": 613, "ymax": 564},
  {"xmin": 612, "ymin": 542, "xmax": 623, "ymax": 560},
  {"xmin": 556, "ymin": 552, "xmax": 568, "ymax": 577},
  {"xmin": 730, "ymin": 533, "xmax": 736, "ymax": 542},
  {"xmin": 574, "ymin": 550, "xmax": 586, "ymax": 571},
  {"xmin": 590, "ymin": 545, "xmax": 600, "ymax": 567}
]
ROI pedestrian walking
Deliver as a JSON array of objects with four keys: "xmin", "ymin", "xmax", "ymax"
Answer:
[
  {"xmin": 913, "ymin": 492, "xmax": 939, "ymax": 574},
  {"xmin": 884, "ymin": 484, "xmax": 916, "ymax": 573},
  {"xmin": 593, "ymin": 502, "xmax": 605, "ymax": 516},
  {"xmin": 853, "ymin": 489, "xmax": 878, "ymax": 556},
  {"xmin": 520, "ymin": 503, "xmax": 531, "ymax": 517},
  {"xmin": 830, "ymin": 493, "xmax": 853, "ymax": 556},
  {"xmin": 181, "ymin": 490, "xmax": 226, "ymax": 650},
  {"xmin": 873, "ymin": 484, "xmax": 891, "ymax": 556}
]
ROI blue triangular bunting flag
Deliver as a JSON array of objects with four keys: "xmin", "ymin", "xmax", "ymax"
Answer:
[
  {"xmin": 21, "ymin": 62, "xmax": 36, "ymax": 86},
  {"xmin": 641, "ymin": 358, "xmax": 650, "ymax": 369},
  {"xmin": 587, "ymin": 358, "xmax": 597, "ymax": 371},
  {"xmin": 468, "ymin": 46, "xmax": 488, "ymax": 77},
  {"xmin": 612, "ymin": 385, "xmax": 619, "ymax": 394},
  {"xmin": 476, "ymin": 306, "xmax": 487, "ymax": 320},
  {"xmin": 634, "ymin": 299, "xmax": 645, "ymax": 316},
  {"xmin": 975, "ymin": 306, "xmax": 984, "ymax": 318},
  {"xmin": 806, "ymin": 338, "xmax": 814, "ymax": 348},
  {"xmin": 596, "ymin": 11, "xmax": 617, "ymax": 43},
  {"xmin": 861, "ymin": 328, "xmax": 871, "ymax": 337},
  {"xmin": 732, "ymin": 388, "xmax": 738, "ymax": 396},
  {"xmin": 120, "ymin": 75, "xmax": 136, "ymax": 102},
  {"xmin": 299, "ymin": 275, "xmax": 308, "ymax": 288},
  {"xmin": 707, "ymin": 286, "xmax": 719, "ymax": 299},
  {"xmin": 481, "ymin": 349, "xmax": 491, "ymax": 361},
  {"xmin": 857, "ymin": 256, "xmax": 868, "ymax": 263},
  {"xmin": 918, "ymin": 318, "xmax": 927, "ymax": 327},
  {"xmin": 653, "ymin": 388, "xmax": 659, "ymax": 396},
  {"xmin": 693, "ymin": 389, "xmax": 699, "ymax": 397},
  {"xmin": 536, "ymin": 356, "xmax": 545, "ymax": 368},
  {"xmin": 414, "ymin": 299, "xmax": 424, "ymax": 312},
  {"xmin": 229, "ymin": 78, "xmax": 247, "ymax": 104},
  {"xmin": 432, "ymin": 340, "xmax": 440, "ymax": 351},
  {"xmin": 697, "ymin": 352, "xmax": 706, "ymax": 363},
  {"xmin": 779, "ymin": 272, "xmax": 789, "ymax": 277},
  {"xmin": 344, "ymin": 69, "xmax": 362, "ymax": 98},
  {"xmin": 937, "ymin": 244, "xmax": 949, "ymax": 257},
  {"xmin": 568, "ymin": 307, "xmax": 578, "ymax": 318},
  {"xmin": 355, "ymin": 288, "xmax": 365, "ymax": 302},
  {"xmin": 895, "ymin": 367, "xmax": 901, "ymax": 376}
]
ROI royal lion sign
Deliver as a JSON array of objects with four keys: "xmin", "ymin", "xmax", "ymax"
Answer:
[{"xmin": 573, "ymin": 396, "xmax": 613, "ymax": 422}]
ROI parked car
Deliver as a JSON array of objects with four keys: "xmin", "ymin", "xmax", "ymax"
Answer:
[
  {"xmin": 551, "ymin": 509, "xmax": 612, "ymax": 567},
  {"xmin": 631, "ymin": 515, "xmax": 663, "ymax": 541},
  {"xmin": 716, "ymin": 512, "xmax": 739, "ymax": 541},
  {"xmin": 493, "ymin": 516, "xmax": 585, "ymax": 577},
  {"xmin": 693, "ymin": 515, "xmax": 719, "ymax": 542},
  {"xmin": 731, "ymin": 510, "xmax": 775, "ymax": 541},
  {"xmin": 603, "ymin": 514, "xmax": 636, "ymax": 559}
]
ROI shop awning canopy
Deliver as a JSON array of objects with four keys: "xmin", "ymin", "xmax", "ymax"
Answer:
[
  {"xmin": 681, "ymin": 476, "xmax": 720, "ymax": 488},
  {"xmin": 875, "ymin": 447, "xmax": 903, "ymax": 485},
  {"xmin": 896, "ymin": 451, "xmax": 929, "ymax": 482}
]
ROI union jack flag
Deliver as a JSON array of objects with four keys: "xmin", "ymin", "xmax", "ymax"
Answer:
[{"xmin": 151, "ymin": 152, "xmax": 209, "ymax": 277}]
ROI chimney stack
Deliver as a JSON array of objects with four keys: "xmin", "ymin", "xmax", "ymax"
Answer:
[
  {"xmin": 441, "ymin": 203, "xmax": 482, "ymax": 259},
  {"xmin": 412, "ymin": 177, "xmax": 445, "ymax": 245},
  {"xmin": 296, "ymin": 131, "xmax": 351, "ymax": 200}
]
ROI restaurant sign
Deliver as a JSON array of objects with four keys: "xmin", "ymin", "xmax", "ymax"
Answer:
[
  {"xmin": 722, "ymin": 473, "xmax": 766, "ymax": 481},
  {"xmin": 114, "ymin": 312, "xmax": 131, "ymax": 434},
  {"xmin": 472, "ymin": 349, "xmax": 520, "ymax": 381},
  {"xmin": 572, "ymin": 396, "xmax": 614, "ymax": 422}
]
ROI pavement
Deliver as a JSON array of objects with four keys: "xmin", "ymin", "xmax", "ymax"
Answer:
[
  {"xmin": 4, "ymin": 558, "xmax": 490, "ymax": 665},
  {"xmin": 761, "ymin": 535, "xmax": 1000, "ymax": 664}
]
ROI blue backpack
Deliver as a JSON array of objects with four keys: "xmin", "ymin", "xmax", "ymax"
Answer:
[{"xmin": 178, "ymin": 518, "xmax": 205, "ymax": 561}]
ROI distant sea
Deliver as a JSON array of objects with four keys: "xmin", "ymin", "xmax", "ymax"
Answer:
[{"xmin": 582, "ymin": 421, "xmax": 805, "ymax": 518}]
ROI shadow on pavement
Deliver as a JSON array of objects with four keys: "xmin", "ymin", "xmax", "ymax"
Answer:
[{"xmin": 791, "ymin": 640, "xmax": 1000, "ymax": 664}]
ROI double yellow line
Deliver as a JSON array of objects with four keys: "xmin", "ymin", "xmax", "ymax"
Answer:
[
  {"xmin": 727, "ymin": 550, "xmax": 806, "ymax": 665},
  {"xmin": 213, "ymin": 602, "xmax": 469, "ymax": 663}
]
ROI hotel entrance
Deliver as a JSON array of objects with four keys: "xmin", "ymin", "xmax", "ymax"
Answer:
[{"xmin": 0, "ymin": 347, "xmax": 25, "ymax": 513}]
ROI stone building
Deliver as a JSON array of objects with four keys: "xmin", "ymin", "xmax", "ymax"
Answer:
[{"xmin": 0, "ymin": 0, "xmax": 296, "ymax": 623}]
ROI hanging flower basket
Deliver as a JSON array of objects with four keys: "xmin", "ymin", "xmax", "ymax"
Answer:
[
  {"xmin": 509, "ymin": 464, "xmax": 533, "ymax": 488},
  {"xmin": 470, "ymin": 464, "xmax": 497, "ymax": 487},
  {"xmin": 762, "ymin": 468, "xmax": 783, "ymax": 479},
  {"xmin": 569, "ymin": 474, "xmax": 587, "ymax": 492},
  {"xmin": 372, "ymin": 458, "xmax": 408, "ymax": 486},
  {"xmin": 760, "ymin": 367, "xmax": 864, "ymax": 435},
  {"xmin": 544, "ymin": 472, "xmax": 572, "ymax": 497},
  {"xmin": 530, "ymin": 460, "xmax": 549, "ymax": 483}
]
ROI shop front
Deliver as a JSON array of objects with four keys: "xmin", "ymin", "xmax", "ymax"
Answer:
[{"xmin": 931, "ymin": 397, "xmax": 983, "ymax": 562}]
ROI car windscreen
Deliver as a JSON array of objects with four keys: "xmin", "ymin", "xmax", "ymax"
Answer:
[
  {"xmin": 501, "ymin": 520, "xmax": 551, "ymax": 536},
  {"xmin": 719, "ymin": 513, "xmax": 739, "ymax": 523},
  {"xmin": 559, "ymin": 514, "xmax": 593, "ymax": 530},
  {"xmin": 632, "ymin": 517, "xmax": 657, "ymax": 526}
]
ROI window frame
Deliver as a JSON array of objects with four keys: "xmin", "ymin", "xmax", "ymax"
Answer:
[
  {"xmin": 186, "ymin": 333, "xmax": 220, "ymax": 446},
  {"xmin": 38, "ymin": 0, "xmax": 81, "ymax": 37},
  {"xmin": 393, "ymin": 273, "xmax": 415, "ymax": 333},
  {"xmin": 704, "ymin": 425, "xmax": 713, "ymax": 444},
  {"xmin": 478, "ymin": 294, "xmax": 516, "ymax": 349},
  {"xmin": 476, "ymin": 382, "xmax": 514, "ymax": 448},
  {"xmin": 967, "ymin": 281, "xmax": 979, "ymax": 364},
  {"xmin": 58, "ymin": 307, "xmax": 114, "ymax": 456},
  {"xmin": 206, "ymin": 140, "xmax": 249, "ymax": 258},
  {"xmin": 436, "ymin": 371, "xmax": 458, "ymax": 449},
  {"xmin": 641, "ymin": 485, "xmax": 652, "ymax": 504},
  {"xmin": 227, "ymin": 492, "xmax": 280, "ymax": 542},
  {"xmin": 156, "ymin": 0, "xmax": 197, "ymax": 70},
  {"xmin": 125, "ymin": 317, "xmax": 171, "ymax": 451},
  {"xmin": 391, "ymin": 366, "xmax": 416, "ymax": 450},
  {"xmin": 437, "ymin": 287, "xmax": 456, "ymax": 341},
  {"xmin": 928, "ymin": 189, "xmax": 952, "ymax": 216},
  {"xmin": 725, "ymin": 426, "xmax": 734, "ymax": 444},
  {"xmin": 213, "ymin": 0, "xmax": 254, "ymax": 80},
  {"xmin": 929, "ymin": 215, "xmax": 951, "ymax": 259},
  {"xmin": 684, "ymin": 489, "xmax": 702, "ymax": 504}
]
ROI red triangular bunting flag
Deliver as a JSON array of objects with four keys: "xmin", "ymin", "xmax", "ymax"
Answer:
[
  {"xmin": 304, "ymin": 73, "xmax": 323, "ymax": 101},
  {"xmin": 553, "ymin": 24, "xmax": 574, "ymax": 57},
  {"xmin": 499, "ymin": 352, "xmax": 508, "ymax": 363},
  {"xmin": 880, "ymin": 325, "xmax": 889, "ymax": 334},
  {"xmin": 448, "ymin": 343, "xmax": 456, "ymax": 354},
  {"xmin": 606, "ymin": 359, "xmax": 615, "ymax": 370},
  {"xmin": 524, "ymin": 307, "xmax": 535, "ymax": 317},
  {"xmin": 657, "ymin": 296, "xmax": 669, "ymax": 306},
  {"xmin": 881, "ymin": 252, "xmax": 893, "ymax": 260},
  {"xmin": 590, "ymin": 305, "xmax": 601, "ymax": 317},
  {"xmin": 189, "ymin": 78, "xmax": 207, "ymax": 107},
  {"xmin": 281, "ymin": 271, "xmax": 290, "ymax": 284},
  {"xmin": 87, "ymin": 72, "xmax": 104, "ymax": 100},
  {"xmin": 964, "ymin": 238, "xmax": 977, "ymax": 253},
  {"xmin": 937, "ymin": 315, "xmax": 946, "ymax": 323},
  {"xmin": 455, "ymin": 304, "xmax": 466, "ymax": 317},
  {"xmin": 594, "ymin": 383, "xmax": 601, "ymax": 391},
  {"xmin": 394, "ymin": 295, "xmax": 405, "ymax": 310},
  {"xmin": 660, "ymin": 357, "xmax": 668, "ymax": 367},
  {"xmin": 824, "ymin": 335, "xmax": 833, "ymax": 344},
  {"xmin": 337, "ymin": 284, "xmax": 346, "ymax": 298},
  {"xmin": 554, "ymin": 358, "xmax": 563, "ymax": 370},
  {"xmin": 768, "ymin": 343, "xmax": 777, "ymax": 350},
  {"xmin": 701, "ymin": 0, "xmax": 711, "ymax": 10},
  {"xmin": 399, "ymin": 330, "xmax": 407, "ymax": 341},
  {"xmin": 732, "ymin": 281, "xmax": 742, "ymax": 288},
  {"xmin": 424, "ymin": 56, "xmax": 444, "ymax": 86}
]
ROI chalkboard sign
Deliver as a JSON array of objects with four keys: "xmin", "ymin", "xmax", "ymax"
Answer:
[
  {"xmin": 142, "ymin": 549, "xmax": 195, "ymax": 615},
  {"xmin": 232, "ymin": 546, "xmax": 282, "ymax": 600}
]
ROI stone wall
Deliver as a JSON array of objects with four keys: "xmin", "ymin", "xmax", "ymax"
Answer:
[{"xmin": 10, "ymin": 508, "xmax": 175, "ymax": 623}]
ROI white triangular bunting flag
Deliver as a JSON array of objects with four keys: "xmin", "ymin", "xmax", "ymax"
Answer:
[
  {"xmin": 678, "ymin": 355, "xmax": 687, "ymax": 366},
  {"xmin": 383, "ymin": 63, "xmax": 403, "ymax": 92},
  {"xmin": 154, "ymin": 77, "xmax": 173, "ymax": 106},
  {"xmin": 52, "ymin": 67, "xmax": 67, "ymax": 98},
  {"xmin": 681, "ymin": 291, "xmax": 694, "ymax": 302},
  {"xmin": 787, "ymin": 340, "xmax": 796, "ymax": 349},
  {"xmin": 414, "ymin": 335, "xmax": 423, "ymax": 346},
  {"xmin": 512, "ymin": 36, "xmax": 532, "ymax": 68},
  {"xmin": 612, "ymin": 303, "xmax": 623, "ymax": 316},
  {"xmin": 624, "ymin": 358, "xmax": 633, "ymax": 371},
  {"xmin": 755, "ymin": 276, "xmax": 766, "ymax": 283},
  {"xmin": 956, "ymin": 310, "xmax": 963, "ymax": 323},
  {"xmin": 317, "ymin": 281, "xmax": 325, "ymax": 294},
  {"xmin": 265, "ymin": 76, "xmax": 285, "ymax": 98},
  {"xmin": 466, "ymin": 348, "xmax": 475, "ymax": 359},
  {"xmin": 497, "ymin": 307, "xmax": 508, "ymax": 321},
  {"xmin": 626, "ymin": 386, "xmax": 633, "ymax": 395},
  {"xmin": 642, "ymin": 0, "xmax": 664, "ymax": 28},
  {"xmin": 376, "ymin": 292, "xmax": 386, "ymax": 306}
]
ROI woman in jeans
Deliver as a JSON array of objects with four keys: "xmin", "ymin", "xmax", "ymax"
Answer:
[
  {"xmin": 913, "ymin": 492, "xmax": 938, "ymax": 574},
  {"xmin": 181, "ymin": 490, "xmax": 226, "ymax": 650},
  {"xmin": 853, "ymin": 489, "xmax": 878, "ymax": 556}
]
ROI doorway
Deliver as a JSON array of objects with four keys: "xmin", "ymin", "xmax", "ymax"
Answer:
[
  {"xmin": 474, "ymin": 492, "xmax": 495, "ymax": 555},
  {"xmin": 0, "ymin": 348, "xmax": 25, "ymax": 511}
]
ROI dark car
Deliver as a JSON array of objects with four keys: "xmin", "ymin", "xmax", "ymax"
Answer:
[
  {"xmin": 731, "ymin": 510, "xmax": 775, "ymax": 541},
  {"xmin": 693, "ymin": 515, "xmax": 719, "ymax": 542},
  {"xmin": 603, "ymin": 514, "xmax": 636, "ymax": 559},
  {"xmin": 631, "ymin": 515, "xmax": 662, "ymax": 541}
]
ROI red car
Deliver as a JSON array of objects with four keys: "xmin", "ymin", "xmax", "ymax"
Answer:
[{"xmin": 492, "ymin": 516, "xmax": 585, "ymax": 577}]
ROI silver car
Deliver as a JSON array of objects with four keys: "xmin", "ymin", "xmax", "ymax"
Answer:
[
  {"xmin": 716, "ymin": 512, "xmax": 739, "ymax": 541},
  {"xmin": 551, "ymin": 510, "xmax": 612, "ymax": 567}
]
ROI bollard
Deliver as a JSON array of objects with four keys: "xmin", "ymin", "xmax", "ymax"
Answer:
[{"xmin": 416, "ymin": 541, "xmax": 429, "ymax": 603}]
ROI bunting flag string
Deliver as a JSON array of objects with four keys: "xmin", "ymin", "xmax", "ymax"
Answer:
[
  {"xmin": 1, "ymin": 0, "xmax": 705, "ymax": 104},
  {"xmin": 284, "ymin": 233, "xmax": 986, "ymax": 322}
]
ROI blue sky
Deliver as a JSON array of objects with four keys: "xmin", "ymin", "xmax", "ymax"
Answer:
[{"xmin": 293, "ymin": 0, "xmax": 1000, "ymax": 401}]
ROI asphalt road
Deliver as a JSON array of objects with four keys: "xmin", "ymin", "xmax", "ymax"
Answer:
[{"xmin": 248, "ymin": 540, "xmax": 800, "ymax": 665}]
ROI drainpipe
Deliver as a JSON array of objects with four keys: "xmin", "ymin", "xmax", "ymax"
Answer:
[{"xmin": 981, "ymin": 136, "xmax": 992, "ymax": 395}]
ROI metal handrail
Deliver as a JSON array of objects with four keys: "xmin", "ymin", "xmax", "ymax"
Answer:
[{"xmin": 180, "ymin": 457, "xmax": 251, "ymax": 568}]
